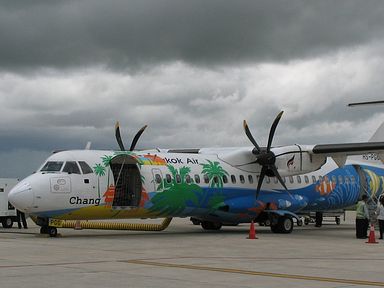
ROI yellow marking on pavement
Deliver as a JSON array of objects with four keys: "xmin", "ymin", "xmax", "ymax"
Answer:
[{"xmin": 125, "ymin": 259, "xmax": 384, "ymax": 287}]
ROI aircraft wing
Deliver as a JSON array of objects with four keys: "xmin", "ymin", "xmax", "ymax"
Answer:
[
  {"xmin": 311, "ymin": 141, "xmax": 384, "ymax": 155},
  {"xmin": 309, "ymin": 141, "xmax": 384, "ymax": 167}
]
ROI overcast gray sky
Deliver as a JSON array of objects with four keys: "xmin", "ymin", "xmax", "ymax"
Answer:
[{"xmin": 1, "ymin": 0, "xmax": 384, "ymax": 179}]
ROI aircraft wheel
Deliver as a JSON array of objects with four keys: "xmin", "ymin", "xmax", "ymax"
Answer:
[
  {"xmin": 297, "ymin": 218, "xmax": 303, "ymax": 226},
  {"xmin": 201, "ymin": 221, "xmax": 222, "ymax": 230},
  {"xmin": 270, "ymin": 216, "xmax": 293, "ymax": 233},
  {"xmin": 48, "ymin": 226, "xmax": 58, "ymax": 237},
  {"xmin": 190, "ymin": 217, "xmax": 201, "ymax": 225},
  {"xmin": 280, "ymin": 217, "xmax": 294, "ymax": 233},
  {"xmin": 40, "ymin": 226, "xmax": 48, "ymax": 234},
  {"xmin": 2, "ymin": 217, "xmax": 13, "ymax": 228},
  {"xmin": 270, "ymin": 223, "xmax": 280, "ymax": 233}
]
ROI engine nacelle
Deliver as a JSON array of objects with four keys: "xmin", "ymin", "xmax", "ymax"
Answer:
[{"xmin": 272, "ymin": 145, "xmax": 326, "ymax": 176}]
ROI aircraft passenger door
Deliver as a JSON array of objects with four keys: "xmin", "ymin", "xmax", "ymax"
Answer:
[
  {"xmin": 353, "ymin": 165, "xmax": 368, "ymax": 199},
  {"xmin": 152, "ymin": 168, "xmax": 164, "ymax": 192},
  {"xmin": 110, "ymin": 163, "xmax": 142, "ymax": 208}
]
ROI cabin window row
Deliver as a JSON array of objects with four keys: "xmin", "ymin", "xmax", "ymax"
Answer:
[
  {"xmin": 154, "ymin": 173, "xmax": 356, "ymax": 185},
  {"xmin": 155, "ymin": 173, "xmax": 254, "ymax": 185}
]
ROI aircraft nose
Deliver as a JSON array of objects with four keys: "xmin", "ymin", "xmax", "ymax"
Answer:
[{"xmin": 8, "ymin": 181, "xmax": 34, "ymax": 212}]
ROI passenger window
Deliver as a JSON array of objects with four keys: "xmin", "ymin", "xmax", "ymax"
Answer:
[
  {"xmin": 194, "ymin": 174, "xmax": 200, "ymax": 184},
  {"xmin": 273, "ymin": 177, "xmax": 278, "ymax": 184},
  {"xmin": 248, "ymin": 175, "xmax": 253, "ymax": 184},
  {"xmin": 231, "ymin": 175, "xmax": 236, "ymax": 184},
  {"xmin": 41, "ymin": 161, "xmax": 64, "ymax": 172},
  {"xmin": 0, "ymin": 188, "xmax": 4, "ymax": 192},
  {"xmin": 338, "ymin": 175, "xmax": 343, "ymax": 184},
  {"xmin": 166, "ymin": 174, "xmax": 172, "ymax": 184},
  {"xmin": 79, "ymin": 161, "xmax": 93, "ymax": 174},
  {"xmin": 63, "ymin": 161, "xmax": 81, "ymax": 174},
  {"xmin": 213, "ymin": 176, "xmax": 219, "ymax": 184},
  {"xmin": 155, "ymin": 174, "xmax": 162, "ymax": 184},
  {"xmin": 176, "ymin": 174, "xmax": 181, "ymax": 184},
  {"xmin": 240, "ymin": 175, "xmax": 245, "ymax": 184},
  {"xmin": 332, "ymin": 175, "xmax": 337, "ymax": 183},
  {"xmin": 345, "ymin": 176, "xmax": 350, "ymax": 184},
  {"xmin": 223, "ymin": 175, "xmax": 228, "ymax": 184},
  {"xmin": 204, "ymin": 174, "xmax": 209, "ymax": 184},
  {"xmin": 297, "ymin": 176, "xmax": 301, "ymax": 184},
  {"xmin": 312, "ymin": 175, "xmax": 317, "ymax": 183},
  {"xmin": 319, "ymin": 176, "xmax": 323, "ymax": 182},
  {"xmin": 289, "ymin": 176, "xmax": 294, "ymax": 184},
  {"xmin": 266, "ymin": 177, "xmax": 270, "ymax": 184},
  {"xmin": 304, "ymin": 175, "xmax": 309, "ymax": 184},
  {"xmin": 185, "ymin": 174, "xmax": 191, "ymax": 184}
]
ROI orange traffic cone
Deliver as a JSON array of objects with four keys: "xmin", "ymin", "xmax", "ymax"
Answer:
[
  {"xmin": 74, "ymin": 220, "xmax": 82, "ymax": 230},
  {"xmin": 366, "ymin": 224, "xmax": 378, "ymax": 244},
  {"xmin": 247, "ymin": 220, "xmax": 258, "ymax": 239}
]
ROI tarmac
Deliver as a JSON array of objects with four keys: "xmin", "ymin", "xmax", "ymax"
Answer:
[{"xmin": 1, "ymin": 211, "xmax": 384, "ymax": 288}]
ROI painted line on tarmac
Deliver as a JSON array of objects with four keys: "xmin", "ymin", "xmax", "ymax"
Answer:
[{"xmin": 125, "ymin": 259, "xmax": 384, "ymax": 287}]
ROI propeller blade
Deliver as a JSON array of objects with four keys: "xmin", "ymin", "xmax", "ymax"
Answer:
[
  {"xmin": 129, "ymin": 125, "xmax": 148, "ymax": 151},
  {"xmin": 115, "ymin": 121, "xmax": 126, "ymax": 151},
  {"xmin": 266, "ymin": 111, "xmax": 284, "ymax": 152},
  {"xmin": 243, "ymin": 120, "xmax": 261, "ymax": 152},
  {"xmin": 270, "ymin": 165, "xmax": 288, "ymax": 191},
  {"xmin": 256, "ymin": 166, "xmax": 267, "ymax": 199}
]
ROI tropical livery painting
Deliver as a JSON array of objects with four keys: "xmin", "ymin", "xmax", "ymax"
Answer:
[{"xmin": 8, "ymin": 111, "xmax": 384, "ymax": 236}]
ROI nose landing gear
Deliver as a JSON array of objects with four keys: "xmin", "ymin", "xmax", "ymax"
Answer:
[
  {"xmin": 40, "ymin": 225, "xmax": 58, "ymax": 237},
  {"xmin": 36, "ymin": 217, "xmax": 59, "ymax": 237}
]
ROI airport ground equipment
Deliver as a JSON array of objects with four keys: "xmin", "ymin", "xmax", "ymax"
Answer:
[
  {"xmin": 0, "ymin": 178, "xmax": 19, "ymax": 228},
  {"xmin": 300, "ymin": 210, "xmax": 345, "ymax": 225}
]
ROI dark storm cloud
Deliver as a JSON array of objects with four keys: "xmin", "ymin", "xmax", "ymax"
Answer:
[{"xmin": 1, "ymin": 0, "xmax": 384, "ymax": 71}]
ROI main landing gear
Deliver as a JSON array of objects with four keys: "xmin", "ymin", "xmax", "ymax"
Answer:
[
  {"xmin": 270, "ymin": 215, "xmax": 294, "ymax": 234},
  {"xmin": 201, "ymin": 220, "xmax": 222, "ymax": 230}
]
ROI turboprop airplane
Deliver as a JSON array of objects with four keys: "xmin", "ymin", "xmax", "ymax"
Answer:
[{"xmin": 8, "ymin": 111, "xmax": 384, "ymax": 237}]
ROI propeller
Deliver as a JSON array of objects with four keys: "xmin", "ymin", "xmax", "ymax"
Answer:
[
  {"xmin": 243, "ymin": 111, "xmax": 288, "ymax": 199},
  {"xmin": 115, "ymin": 121, "xmax": 148, "ymax": 151}
]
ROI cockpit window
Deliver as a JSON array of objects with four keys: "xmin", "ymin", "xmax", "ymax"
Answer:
[
  {"xmin": 63, "ymin": 161, "xmax": 81, "ymax": 174},
  {"xmin": 40, "ymin": 161, "xmax": 64, "ymax": 172},
  {"xmin": 79, "ymin": 161, "xmax": 93, "ymax": 174}
]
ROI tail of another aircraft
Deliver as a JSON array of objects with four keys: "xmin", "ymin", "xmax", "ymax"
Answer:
[{"xmin": 369, "ymin": 122, "xmax": 384, "ymax": 142}]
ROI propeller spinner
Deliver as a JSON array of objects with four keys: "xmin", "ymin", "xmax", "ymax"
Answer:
[
  {"xmin": 243, "ymin": 111, "xmax": 287, "ymax": 199},
  {"xmin": 115, "ymin": 121, "xmax": 148, "ymax": 151}
]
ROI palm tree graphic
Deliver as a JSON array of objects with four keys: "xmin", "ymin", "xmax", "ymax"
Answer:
[
  {"xmin": 93, "ymin": 163, "xmax": 105, "ymax": 198},
  {"xmin": 200, "ymin": 160, "xmax": 229, "ymax": 208},
  {"xmin": 101, "ymin": 155, "xmax": 113, "ymax": 187},
  {"xmin": 201, "ymin": 160, "xmax": 229, "ymax": 188},
  {"xmin": 149, "ymin": 165, "xmax": 203, "ymax": 216}
]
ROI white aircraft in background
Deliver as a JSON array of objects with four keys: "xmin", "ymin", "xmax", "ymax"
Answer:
[{"xmin": 8, "ymin": 110, "xmax": 384, "ymax": 237}]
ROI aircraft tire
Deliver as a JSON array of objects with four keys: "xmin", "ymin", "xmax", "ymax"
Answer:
[
  {"xmin": 201, "ymin": 221, "xmax": 222, "ymax": 230},
  {"xmin": 48, "ymin": 226, "xmax": 58, "ymax": 237},
  {"xmin": 190, "ymin": 217, "xmax": 201, "ymax": 225},
  {"xmin": 1, "ymin": 217, "xmax": 13, "ymax": 228},
  {"xmin": 270, "ymin": 216, "xmax": 293, "ymax": 233},
  {"xmin": 40, "ymin": 226, "xmax": 48, "ymax": 234},
  {"xmin": 279, "ymin": 216, "xmax": 294, "ymax": 233}
]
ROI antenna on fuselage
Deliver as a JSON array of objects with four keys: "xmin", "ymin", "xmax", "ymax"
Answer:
[
  {"xmin": 348, "ymin": 100, "xmax": 384, "ymax": 107},
  {"xmin": 85, "ymin": 141, "xmax": 92, "ymax": 150}
]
